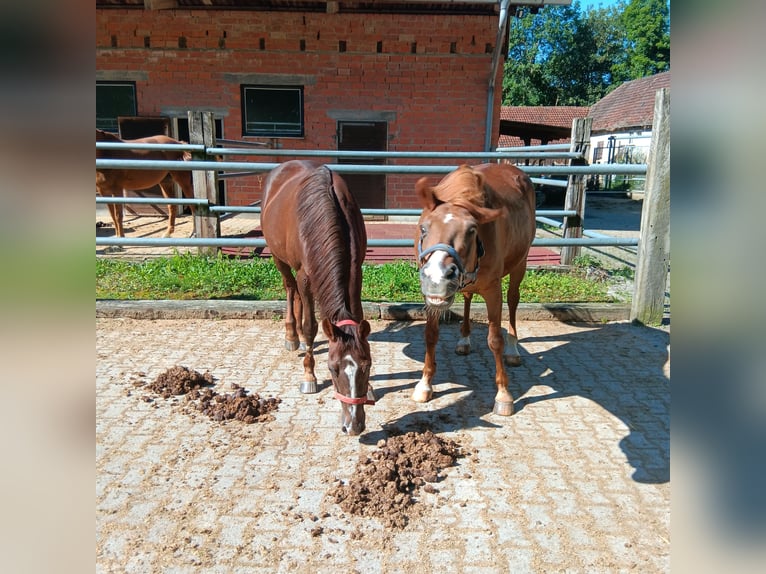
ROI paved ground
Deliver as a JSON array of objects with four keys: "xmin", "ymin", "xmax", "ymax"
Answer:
[{"xmin": 96, "ymin": 315, "xmax": 670, "ymax": 573}]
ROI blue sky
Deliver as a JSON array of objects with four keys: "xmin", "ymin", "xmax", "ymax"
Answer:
[{"xmin": 577, "ymin": 0, "xmax": 623, "ymax": 12}]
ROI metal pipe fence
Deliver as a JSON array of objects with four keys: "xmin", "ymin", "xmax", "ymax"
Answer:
[{"xmin": 96, "ymin": 142, "xmax": 646, "ymax": 252}]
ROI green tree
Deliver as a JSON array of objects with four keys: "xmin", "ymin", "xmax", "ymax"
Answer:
[
  {"xmin": 503, "ymin": 0, "xmax": 670, "ymax": 106},
  {"xmin": 504, "ymin": 2, "xmax": 597, "ymax": 106},
  {"xmin": 612, "ymin": 0, "xmax": 670, "ymax": 82}
]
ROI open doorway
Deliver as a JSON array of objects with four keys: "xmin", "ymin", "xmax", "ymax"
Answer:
[{"xmin": 337, "ymin": 121, "xmax": 387, "ymax": 212}]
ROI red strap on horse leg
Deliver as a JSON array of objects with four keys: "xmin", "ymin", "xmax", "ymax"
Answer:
[{"xmin": 334, "ymin": 319, "xmax": 359, "ymax": 328}]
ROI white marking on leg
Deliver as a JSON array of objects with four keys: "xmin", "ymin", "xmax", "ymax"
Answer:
[
  {"xmin": 422, "ymin": 250, "xmax": 448, "ymax": 284},
  {"xmin": 458, "ymin": 335, "xmax": 471, "ymax": 348}
]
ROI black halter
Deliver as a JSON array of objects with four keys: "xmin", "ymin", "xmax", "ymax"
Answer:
[{"xmin": 417, "ymin": 236, "xmax": 484, "ymax": 289}]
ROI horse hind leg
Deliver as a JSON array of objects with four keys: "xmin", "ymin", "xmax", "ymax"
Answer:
[
  {"xmin": 274, "ymin": 258, "xmax": 302, "ymax": 352},
  {"xmin": 295, "ymin": 270, "xmax": 318, "ymax": 394},
  {"xmin": 159, "ymin": 178, "xmax": 176, "ymax": 238},
  {"xmin": 455, "ymin": 293, "xmax": 473, "ymax": 355},
  {"xmin": 503, "ymin": 264, "xmax": 526, "ymax": 367}
]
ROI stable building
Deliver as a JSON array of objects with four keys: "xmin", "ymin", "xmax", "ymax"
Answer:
[{"xmin": 96, "ymin": 1, "xmax": 571, "ymax": 209}]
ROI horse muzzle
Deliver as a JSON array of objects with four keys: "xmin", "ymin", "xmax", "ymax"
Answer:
[{"xmin": 335, "ymin": 387, "xmax": 375, "ymax": 436}]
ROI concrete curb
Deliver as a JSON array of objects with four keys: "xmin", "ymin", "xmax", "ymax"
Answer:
[{"xmin": 96, "ymin": 299, "xmax": 630, "ymax": 323}]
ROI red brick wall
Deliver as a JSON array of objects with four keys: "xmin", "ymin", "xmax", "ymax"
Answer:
[{"xmin": 96, "ymin": 8, "xmax": 504, "ymax": 208}]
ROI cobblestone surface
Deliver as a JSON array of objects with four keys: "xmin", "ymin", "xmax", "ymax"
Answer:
[{"xmin": 97, "ymin": 316, "xmax": 670, "ymax": 573}]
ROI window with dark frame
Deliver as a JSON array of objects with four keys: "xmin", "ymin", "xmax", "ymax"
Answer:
[
  {"xmin": 96, "ymin": 81, "xmax": 137, "ymax": 132},
  {"xmin": 241, "ymin": 85, "xmax": 303, "ymax": 137}
]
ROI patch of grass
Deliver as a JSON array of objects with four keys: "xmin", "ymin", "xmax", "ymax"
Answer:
[{"xmin": 96, "ymin": 253, "xmax": 619, "ymax": 303}]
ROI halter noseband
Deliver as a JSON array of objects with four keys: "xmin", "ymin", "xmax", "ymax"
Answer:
[
  {"xmin": 331, "ymin": 319, "xmax": 376, "ymax": 405},
  {"xmin": 417, "ymin": 236, "xmax": 484, "ymax": 289}
]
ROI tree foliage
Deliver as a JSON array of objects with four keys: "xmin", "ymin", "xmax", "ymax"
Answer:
[{"xmin": 503, "ymin": 0, "xmax": 670, "ymax": 107}]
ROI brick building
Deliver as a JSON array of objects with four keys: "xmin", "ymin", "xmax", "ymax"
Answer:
[{"xmin": 96, "ymin": 1, "xmax": 570, "ymax": 209}]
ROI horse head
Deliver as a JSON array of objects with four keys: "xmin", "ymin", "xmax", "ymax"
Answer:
[
  {"xmin": 415, "ymin": 172, "xmax": 504, "ymax": 309},
  {"xmin": 322, "ymin": 318, "xmax": 373, "ymax": 436}
]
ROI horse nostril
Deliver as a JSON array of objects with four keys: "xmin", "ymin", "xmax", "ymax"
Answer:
[{"xmin": 445, "ymin": 264, "xmax": 459, "ymax": 279}]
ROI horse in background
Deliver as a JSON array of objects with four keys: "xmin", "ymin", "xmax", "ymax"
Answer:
[
  {"xmin": 260, "ymin": 160, "xmax": 373, "ymax": 436},
  {"xmin": 96, "ymin": 129, "xmax": 195, "ymax": 238},
  {"xmin": 413, "ymin": 163, "xmax": 536, "ymax": 416}
]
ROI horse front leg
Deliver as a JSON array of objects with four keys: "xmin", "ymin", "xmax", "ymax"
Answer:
[
  {"xmin": 455, "ymin": 292, "xmax": 473, "ymax": 355},
  {"xmin": 296, "ymin": 271, "xmax": 318, "ymax": 394},
  {"xmin": 504, "ymin": 263, "xmax": 526, "ymax": 367},
  {"xmin": 483, "ymin": 285, "xmax": 514, "ymax": 416},
  {"xmin": 274, "ymin": 259, "xmax": 301, "ymax": 351},
  {"xmin": 112, "ymin": 202, "xmax": 125, "ymax": 238},
  {"xmin": 412, "ymin": 312, "xmax": 440, "ymax": 403}
]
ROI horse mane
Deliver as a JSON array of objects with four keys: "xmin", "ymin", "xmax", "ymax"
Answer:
[
  {"xmin": 431, "ymin": 164, "xmax": 486, "ymax": 211},
  {"xmin": 297, "ymin": 166, "xmax": 352, "ymax": 322}
]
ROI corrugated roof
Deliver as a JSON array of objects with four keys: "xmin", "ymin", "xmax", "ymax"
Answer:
[
  {"xmin": 498, "ymin": 105, "xmax": 589, "ymax": 148},
  {"xmin": 589, "ymin": 71, "xmax": 670, "ymax": 133},
  {"xmin": 499, "ymin": 106, "xmax": 589, "ymax": 128}
]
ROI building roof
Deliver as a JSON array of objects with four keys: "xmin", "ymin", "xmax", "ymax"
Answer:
[
  {"xmin": 589, "ymin": 71, "xmax": 670, "ymax": 134},
  {"xmin": 498, "ymin": 106, "xmax": 589, "ymax": 148}
]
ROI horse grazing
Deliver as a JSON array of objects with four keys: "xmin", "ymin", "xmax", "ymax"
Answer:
[
  {"xmin": 413, "ymin": 163, "xmax": 536, "ymax": 416},
  {"xmin": 261, "ymin": 160, "xmax": 373, "ymax": 436},
  {"xmin": 96, "ymin": 129, "xmax": 195, "ymax": 238}
]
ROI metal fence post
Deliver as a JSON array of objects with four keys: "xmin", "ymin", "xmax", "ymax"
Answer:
[
  {"xmin": 188, "ymin": 111, "xmax": 220, "ymax": 256},
  {"xmin": 631, "ymin": 88, "xmax": 670, "ymax": 326},
  {"xmin": 560, "ymin": 117, "xmax": 592, "ymax": 265}
]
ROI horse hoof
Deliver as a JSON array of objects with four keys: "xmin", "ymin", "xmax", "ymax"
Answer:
[
  {"xmin": 298, "ymin": 342, "xmax": 307, "ymax": 352},
  {"xmin": 300, "ymin": 381, "xmax": 317, "ymax": 394},
  {"xmin": 285, "ymin": 339, "xmax": 300, "ymax": 351},
  {"xmin": 411, "ymin": 389, "xmax": 432, "ymax": 403},
  {"xmin": 504, "ymin": 354, "xmax": 522, "ymax": 367},
  {"xmin": 493, "ymin": 400, "xmax": 515, "ymax": 416},
  {"xmin": 455, "ymin": 344, "xmax": 471, "ymax": 356}
]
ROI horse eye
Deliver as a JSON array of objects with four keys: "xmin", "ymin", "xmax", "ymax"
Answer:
[{"xmin": 420, "ymin": 225, "xmax": 427, "ymax": 236}]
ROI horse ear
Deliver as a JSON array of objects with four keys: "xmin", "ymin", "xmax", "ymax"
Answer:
[
  {"xmin": 415, "ymin": 177, "xmax": 437, "ymax": 211},
  {"xmin": 322, "ymin": 318, "xmax": 336, "ymax": 341},
  {"xmin": 359, "ymin": 320, "xmax": 371, "ymax": 340},
  {"xmin": 471, "ymin": 205, "xmax": 507, "ymax": 225},
  {"xmin": 472, "ymin": 169, "xmax": 486, "ymax": 192}
]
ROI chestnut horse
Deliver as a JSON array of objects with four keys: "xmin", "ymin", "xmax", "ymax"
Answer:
[
  {"xmin": 96, "ymin": 129, "xmax": 195, "ymax": 238},
  {"xmin": 413, "ymin": 163, "xmax": 536, "ymax": 416},
  {"xmin": 261, "ymin": 160, "xmax": 373, "ymax": 436}
]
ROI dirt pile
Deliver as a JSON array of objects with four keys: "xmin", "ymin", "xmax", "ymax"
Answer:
[
  {"xmin": 191, "ymin": 386, "xmax": 281, "ymax": 424},
  {"xmin": 147, "ymin": 365, "xmax": 215, "ymax": 397},
  {"xmin": 329, "ymin": 430, "xmax": 466, "ymax": 528},
  {"xmin": 142, "ymin": 366, "xmax": 280, "ymax": 424}
]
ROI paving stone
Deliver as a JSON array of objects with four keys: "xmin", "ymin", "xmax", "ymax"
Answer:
[{"xmin": 97, "ymin": 316, "xmax": 670, "ymax": 573}]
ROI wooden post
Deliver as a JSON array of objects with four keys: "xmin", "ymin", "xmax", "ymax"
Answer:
[
  {"xmin": 560, "ymin": 117, "xmax": 592, "ymax": 265},
  {"xmin": 188, "ymin": 111, "xmax": 220, "ymax": 256},
  {"xmin": 631, "ymin": 88, "xmax": 670, "ymax": 326}
]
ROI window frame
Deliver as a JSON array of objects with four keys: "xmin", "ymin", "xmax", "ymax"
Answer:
[
  {"xmin": 241, "ymin": 84, "xmax": 304, "ymax": 138},
  {"xmin": 96, "ymin": 81, "xmax": 137, "ymax": 133}
]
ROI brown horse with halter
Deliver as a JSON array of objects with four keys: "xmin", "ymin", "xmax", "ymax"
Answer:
[
  {"xmin": 413, "ymin": 163, "xmax": 536, "ymax": 416},
  {"xmin": 261, "ymin": 160, "xmax": 373, "ymax": 436},
  {"xmin": 96, "ymin": 129, "xmax": 195, "ymax": 238}
]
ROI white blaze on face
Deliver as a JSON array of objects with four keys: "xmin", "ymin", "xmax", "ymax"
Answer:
[
  {"xmin": 343, "ymin": 354, "xmax": 358, "ymax": 398},
  {"xmin": 422, "ymin": 250, "xmax": 448, "ymax": 283},
  {"xmin": 443, "ymin": 213, "xmax": 454, "ymax": 224}
]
